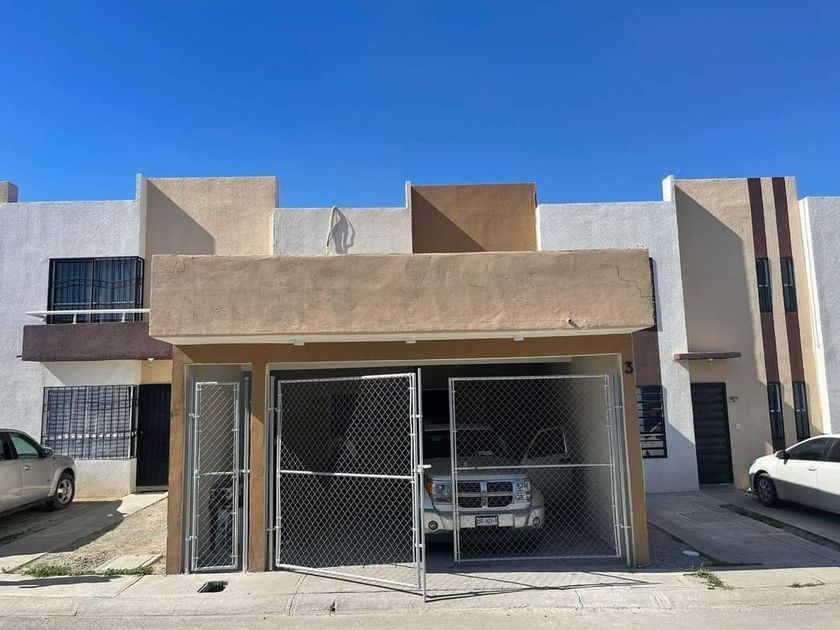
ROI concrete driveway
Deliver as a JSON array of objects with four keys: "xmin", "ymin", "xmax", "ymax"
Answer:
[
  {"xmin": 646, "ymin": 487, "xmax": 840, "ymax": 568},
  {"xmin": 0, "ymin": 493, "xmax": 165, "ymax": 572}
]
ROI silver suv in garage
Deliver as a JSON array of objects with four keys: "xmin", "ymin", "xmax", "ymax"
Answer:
[
  {"xmin": 422, "ymin": 423, "xmax": 566, "ymax": 535},
  {"xmin": 0, "ymin": 430, "xmax": 76, "ymax": 516}
]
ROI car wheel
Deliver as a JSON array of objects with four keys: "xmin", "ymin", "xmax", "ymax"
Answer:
[
  {"xmin": 754, "ymin": 474, "xmax": 778, "ymax": 507},
  {"xmin": 47, "ymin": 472, "xmax": 75, "ymax": 511}
]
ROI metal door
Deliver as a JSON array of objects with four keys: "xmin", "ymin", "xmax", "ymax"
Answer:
[
  {"xmin": 274, "ymin": 373, "xmax": 425, "ymax": 595},
  {"xmin": 449, "ymin": 374, "xmax": 626, "ymax": 563},
  {"xmin": 137, "ymin": 384, "xmax": 171, "ymax": 487},
  {"xmin": 691, "ymin": 383, "xmax": 733, "ymax": 484},
  {"xmin": 188, "ymin": 381, "xmax": 245, "ymax": 572}
]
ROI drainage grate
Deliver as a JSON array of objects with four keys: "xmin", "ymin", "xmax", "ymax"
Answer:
[{"xmin": 198, "ymin": 580, "xmax": 228, "ymax": 593}]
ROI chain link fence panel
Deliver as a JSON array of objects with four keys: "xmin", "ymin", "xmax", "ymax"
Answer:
[
  {"xmin": 190, "ymin": 382, "xmax": 242, "ymax": 572},
  {"xmin": 449, "ymin": 375, "xmax": 622, "ymax": 562},
  {"xmin": 275, "ymin": 374, "xmax": 422, "ymax": 591}
]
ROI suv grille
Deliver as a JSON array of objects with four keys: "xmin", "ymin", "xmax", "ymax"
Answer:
[{"xmin": 456, "ymin": 480, "xmax": 514, "ymax": 509}]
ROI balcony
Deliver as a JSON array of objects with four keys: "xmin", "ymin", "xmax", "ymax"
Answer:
[{"xmin": 22, "ymin": 309, "xmax": 172, "ymax": 362}]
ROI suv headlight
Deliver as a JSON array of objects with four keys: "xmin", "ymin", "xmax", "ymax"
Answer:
[
  {"xmin": 514, "ymin": 479, "xmax": 531, "ymax": 503},
  {"xmin": 424, "ymin": 480, "xmax": 452, "ymax": 504}
]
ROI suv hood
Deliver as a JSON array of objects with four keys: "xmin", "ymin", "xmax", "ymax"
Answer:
[{"xmin": 425, "ymin": 456, "xmax": 525, "ymax": 480}]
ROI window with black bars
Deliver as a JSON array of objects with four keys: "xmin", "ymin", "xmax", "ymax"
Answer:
[
  {"xmin": 756, "ymin": 258, "xmax": 773, "ymax": 313},
  {"xmin": 41, "ymin": 385, "xmax": 138, "ymax": 459},
  {"xmin": 637, "ymin": 385, "xmax": 667, "ymax": 458},
  {"xmin": 793, "ymin": 381, "xmax": 810, "ymax": 441},
  {"xmin": 781, "ymin": 257, "xmax": 798, "ymax": 313},
  {"xmin": 47, "ymin": 257, "xmax": 144, "ymax": 323},
  {"xmin": 767, "ymin": 382, "xmax": 786, "ymax": 450}
]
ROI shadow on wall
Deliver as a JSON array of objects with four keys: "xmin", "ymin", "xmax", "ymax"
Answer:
[
  {"xmin": 410, "ymin": 189, "xmax": 485, "ymax": 253},
  {"xmin": 145, "ymin": 185, "xmax": 215, "ymax": 257},
  {"xmin": 674, "ymin": 186, "xmax": 773, "ymax": 472},
  {"xmin": 329, "ymin": 209, "xmax": 356, "ymax": 254}
]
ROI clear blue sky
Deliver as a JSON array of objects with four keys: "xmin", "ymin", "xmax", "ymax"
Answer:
[{"xmin": 1, "ymin": 1, "xmax": 838, "ymax": 205}]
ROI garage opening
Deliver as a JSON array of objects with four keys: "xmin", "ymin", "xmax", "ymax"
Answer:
[{"xmin": 269, "ymin": 357, "xmax": 631, "ymax": 595}]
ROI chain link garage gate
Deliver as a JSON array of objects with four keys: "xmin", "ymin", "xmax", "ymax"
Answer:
[
  {"xmin": 273, "ymin": 374, "xmax": 427, "ymax": 595},
  {"xmin": 269, "ymin": 368, "xmax": 632, "ymax": 597},
  {"xmin": 186, "ymin": 381, "xmax": 249, "ymax": 573},
  {"xmin": 448, "ymin": 375, "xmax": 628, "ymax": 563}
]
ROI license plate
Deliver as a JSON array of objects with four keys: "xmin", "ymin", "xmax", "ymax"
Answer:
[{"xmin": 475, "ymin": 516, "xmax": 499, "ymax": 528}]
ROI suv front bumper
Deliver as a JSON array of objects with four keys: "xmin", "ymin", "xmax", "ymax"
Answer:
[{"xmin": 423, "ymin": 505, "xmax": 544, "ymax": 533}]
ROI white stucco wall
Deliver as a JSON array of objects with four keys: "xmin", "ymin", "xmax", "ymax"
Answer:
[
  {"xmin": 0, "ymin": 199, "xmax": 144, "ymax": 441},
  {"xmin": 274, "ymin": 207, "xmax": 412, "ymax": 255},
  {"xmin": 537, "ymin": 198, "xmax": 698, "ymax": 493},
  {"xmin": 799, "ymin": 197, "xmax": 840, "ymax": 433}
]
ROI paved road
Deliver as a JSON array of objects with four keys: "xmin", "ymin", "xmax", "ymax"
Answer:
[{"xmin": 3, "ymin": 603, "xmax": 840, "ymax": 629}]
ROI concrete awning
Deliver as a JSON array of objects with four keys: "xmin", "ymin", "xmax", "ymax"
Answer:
[{"xmin": 149, "ymin": 250, "xmax": 654, "ymax": 345}]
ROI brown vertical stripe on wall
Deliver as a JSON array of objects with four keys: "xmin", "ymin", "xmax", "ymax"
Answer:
[
  {"xmin": 748, "ymin": 178, "xmax": 782, "ymax": 403},
  {"xmin": 748, "ymin": 178, "xmax": 768, "ymax": 258},
  {"xmin": 772, "ymin": 177, "xmax": 806, "ymax": 385},
  {"xmin": 631, "ymin": 329, "xmax": 662, "ymax": 387},
  {"xmin": 772, "ymin": 178, "xmax": 793, "ymax": 258},
  {"xmin": 760, "ymin": 314, "xmax": 780, "ymax": 382}
]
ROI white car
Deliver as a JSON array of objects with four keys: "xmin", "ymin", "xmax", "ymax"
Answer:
[
  {"xmin": 0, "ymin": 429, "xmax": 76, "ymax": 516},
  {"xmin": 749, "ymin": 434, "xmax": 840, "ymax": 514}
]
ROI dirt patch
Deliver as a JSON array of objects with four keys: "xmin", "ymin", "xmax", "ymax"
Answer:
[{"xmin": 22, "ymin": 497, "xmax": 168, "ymax": 575}]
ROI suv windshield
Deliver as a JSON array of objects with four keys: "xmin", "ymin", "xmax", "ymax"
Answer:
[{"xmin": 423, "ymin": 428, "xmax": 509, "ymax": 459}]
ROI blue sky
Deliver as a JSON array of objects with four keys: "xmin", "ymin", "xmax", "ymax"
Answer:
[{"xmin": 1, "ymin": 1, "xmax": 838, "ymax": 205}]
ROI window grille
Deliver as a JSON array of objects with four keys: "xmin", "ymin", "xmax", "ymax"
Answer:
[
  {"xmin": 41, "ymin": 385, "xmax": 138, "ymax": 459},
  {"xmin": 47, "ymin": 257, "xmax": 144, "ymax": 323},
  {"xmin": 756, "ymin": 258, "xmax": 772, "ymax": 313},
  {"xmin": 793, "ymin": 381, "xmax": 810, "ymax": 441},
  {"xmin": 637, "ymin": 386, "xmax": 667, "ymax": 458}
]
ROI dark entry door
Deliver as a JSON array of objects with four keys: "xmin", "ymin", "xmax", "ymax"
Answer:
[
  {"xmin": 137, "ymin": 384, "xmax": 172, "ymax": 487},
  {"xmin": 691, "ymin": 383, "xmax": 733, "ymax": 484}
]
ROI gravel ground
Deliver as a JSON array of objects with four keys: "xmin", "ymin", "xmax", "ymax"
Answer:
[
  {"xmin": 22, "ymin": 497, "xmax": 168, "ymax": 575},
  {"xmin": 648, "ymin": 523, "xmax": 714, "ymax": 569}
]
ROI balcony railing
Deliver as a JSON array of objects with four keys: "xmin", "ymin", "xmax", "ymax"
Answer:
[{"xmin": 27, "ymin": 308, "xmax": 150, "ymax": 324}]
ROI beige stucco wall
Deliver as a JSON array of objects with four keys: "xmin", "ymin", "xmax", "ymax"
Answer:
[
  {"xmin": 674, "ymin": 179, "xmax": 772, "ymax": 488},
  {"xmin": 142, "ymin": 176, "xmax": 277, "ymax": 303},
  {"xmin": 140, "ymin": 359, "xmax": 173, "ymax": 384},
  {"xmin": 149, "ymin": 250, "xmax": 653, "ymax": 342},
  {"xmin": 411, "ymin": 183, "xmax": 537, "ymax": 253}
]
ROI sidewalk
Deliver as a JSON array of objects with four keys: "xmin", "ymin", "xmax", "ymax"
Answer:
[
  {"xmin": 1, "ymin": 562, "xmax": 840, "ymax": 620},
  {"xmin": 3, "ymin": 488, "xmax": 840, "ymax": 621},
  {"xmin": 0, "ymin": 492, "xmax": 166, "ymax": 572},
  {"xmin": 646, "ymin": 488, "xmax": 840, "ymax": 567}
]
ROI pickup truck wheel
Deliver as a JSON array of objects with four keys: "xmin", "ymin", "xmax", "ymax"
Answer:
[
  {"xmin": 47, "ymin": 472, "xmax": 75, "ymax": 511},
  {"xmin": 754, "ymin": 474, "xmax": 778, "ymax": 507}
]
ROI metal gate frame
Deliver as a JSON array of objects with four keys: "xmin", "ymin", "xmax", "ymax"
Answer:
[
  {"xmin": 449, "ymin": 374, "xmax": 628, "ymax": 564},
  {"xmin": 273, "ymin": 372, "xmax": 427, "ymax": 598},
  {"xmin": 187, "ymin": 381, "xmax": 246, "ymax": 573}
]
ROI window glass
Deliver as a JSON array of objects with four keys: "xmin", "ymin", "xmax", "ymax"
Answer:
[
  {"xmin": 0, "ymin": 434, "xmax": 8, "ymax": 461},
  {"xmin": 42, "ymin": 385, "xmax": 137, "ymax": 459},
  {"xmin": 10, "ymin": 433, "xmax": 41, "ymax": 459},
  {"xmin": 48, "ymin": 257, "xmax": 144, "ymax": 324},
  {"xmin": 793, "ymin": 382, "xmax": 810, "ymax": 441},
  {"xmin": 781, "ymin": 257, "xmax": 798, "ymax": 313},
  {"xmin": 786, "ymin": 438, "xmax": 830, "ymax": 462},
  {"xmin": 527, "ymin": 428, "xmax": 567, "ymax": 458},
  {"xmin": 767, "ymin": 382, "xmax": 785, "ymax": 450},
  {"xmin": 826, "ymin": 440, "xmax": 840, "ymax": 464},
  {"xmin": 756, "ymin": 258, "xmax": 773, "ymax": 313}
]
